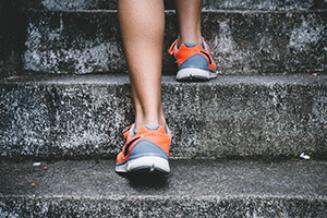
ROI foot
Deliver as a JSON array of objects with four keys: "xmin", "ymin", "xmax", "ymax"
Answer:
[
  {"xmin": 168, "ymin": 37, "xmax": 220, "ymax": 81},
  {"xmin": 115, "ymin": 124, "xmax": 172, "ymax": 176}
]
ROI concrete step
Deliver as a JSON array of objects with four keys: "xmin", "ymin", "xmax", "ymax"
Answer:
[
  {"xmin": 23, "ymin": 10, "xmax": 327, "ymax": 74},
  {"xmin": 0, "ymin": 159, "xmax": 326, "ymax": 217},
  {"xmin": 21, "ymin": 0, "xmax": 327, "ymax": 11},
  {"xmin": 0, "ymin": 73, "xmax": 326, "ymax": 159}
]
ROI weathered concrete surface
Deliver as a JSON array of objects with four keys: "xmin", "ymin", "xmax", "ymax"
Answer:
[
  {"xmin": 0, "ymin": 0, "xmax": 25, "ymax": 79},
  {"xmin": 0, "ymin": 74, "xmax": 326, "ymax": 159},
  {"xmin": 0, "ymin": 159, "xmax": 326, "ymax": 217},
  {"xmin": 23, "ymin": 10, "xmax": 327, "ymax": 74},
  {"xmin": 21, "ymin": 0, "xmax": 327, "ymax": 11}
]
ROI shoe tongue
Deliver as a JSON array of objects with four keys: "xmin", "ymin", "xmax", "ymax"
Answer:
[
  {"xmin": 132, "ymin": 124, "xmax": 161, "ymax": 135},
  {"xmin": 183, "ymin": 41, "xmax": 206, "ymax": 50},
  {"xmin": 145, "ymin": 124, "xmax": 160, "ymax": 130},
  {"xmin": 184, "ymin": 42, "xmax": 197, "ymax": 48}
]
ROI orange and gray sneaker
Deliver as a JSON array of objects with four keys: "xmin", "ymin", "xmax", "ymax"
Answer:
[
  {"xmin": 115, "ymin": 123, "xmax": 171, "ymax": 175},
  {"xmin": 168, "ymin": 37, "xmax": 220, "ymax": 81}
]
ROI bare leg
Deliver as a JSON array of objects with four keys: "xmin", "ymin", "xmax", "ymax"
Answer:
[
  {"xmin": 175, "ymin": 0, "xmax": 202, "ymax": 44},
  {"xmin": 118, "ymin": 0, "xmax": 166, "ymax": 129}
]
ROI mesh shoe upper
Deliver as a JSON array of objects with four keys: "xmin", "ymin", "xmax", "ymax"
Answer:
[
  {"xmin": 168, "ymin": 37, "xmax": 217, "ymax": 72},
  {"xmin": 116, "ymin": 124, "xmax": 171, "ymax": 165}
]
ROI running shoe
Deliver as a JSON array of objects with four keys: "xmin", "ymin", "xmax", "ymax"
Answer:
[
  {"xmin": 168, "ymin": 37, "xmax": 220, "ymax": 81},
  {"xmin": 115, "ymin": 124, "xmax": 171, "ymax": 175}
]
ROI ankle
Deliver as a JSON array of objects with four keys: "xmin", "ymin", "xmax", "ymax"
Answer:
[
  {"xmin": 134, "ymin": 116, "xmax": 168, "ymax": 130},
  {"xmin": 179, "ymin": 34, "xmax": 202, "ymax": 45},
  {"xmin": 135, "ymin": 117, "xmax": 160, "ymax": 130}
]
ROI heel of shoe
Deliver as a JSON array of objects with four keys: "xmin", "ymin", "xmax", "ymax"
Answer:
[
  {"xmin": 128, "ymin": 156, "xmax": 170, "ymax": 173},
  {"xmin": 115, "ymin": 156, "xmax": 170, "ymax": 175},
  {"xmin": 177, "ymin": 68, "xmax": 216, "ymax": 81}
]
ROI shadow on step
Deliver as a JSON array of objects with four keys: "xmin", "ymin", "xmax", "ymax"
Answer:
[{"xmin": 121, "ymin": 172, "xmax": 170, "ymax": 189}]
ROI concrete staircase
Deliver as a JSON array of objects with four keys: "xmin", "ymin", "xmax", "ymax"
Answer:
[{"xmin": 0, "ymin": 0, "xmax": 326, "ymax": 217}]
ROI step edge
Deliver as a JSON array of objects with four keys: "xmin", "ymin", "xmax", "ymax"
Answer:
[
  {"xmin": 1, "ymin": 73, "xmax": 326, "ymax": 86},
  {"xmin": 1, "ymin": 193, "xmax": 326, "ymax": 201},
  {"xmin": 23, "ymin": 9, "xmax": 327, "ymax": 14}
]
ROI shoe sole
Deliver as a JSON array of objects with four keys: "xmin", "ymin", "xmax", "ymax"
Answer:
[
  {"xmin": 176, "ymin": 68, "xmax": 217, "ymax": 82},
  {"xmin": 115, "ymin": 156, "xmax": 170, "ymax": 176}
]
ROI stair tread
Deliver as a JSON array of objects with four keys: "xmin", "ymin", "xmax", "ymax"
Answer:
[{"xmin": 1, "ymin": 159, "xmax": 326, "ymax": 199}]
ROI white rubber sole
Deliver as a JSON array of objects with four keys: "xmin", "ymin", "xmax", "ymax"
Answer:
[
  {"xmin": 115, "ymin": 156, "xmax": 170, "ymax": 174},
  {"xmin": 176, "ymin": 68, "xmax": 217, "ymax": 81}
]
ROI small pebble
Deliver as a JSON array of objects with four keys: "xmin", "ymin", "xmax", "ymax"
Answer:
[
  {"xmin": 300, "ymin": 152, "xmax": 310, "ymax": 160},
  {"xmin": 31, "ymin": 182, "xmax": 36, "ymax": 187},
  {"xmin": 33, "ymin": 162, "xmax": 41, "ymax": 167}
]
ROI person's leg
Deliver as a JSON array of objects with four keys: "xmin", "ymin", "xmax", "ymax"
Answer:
[
  {"xmin": 118, "ymin": 0, "xmax": 166, "ymax": 130},
  {"xmin": 116, "ymin": 0, "xmax": 171, "ymax": 175},
  {"xmin": 175, "ymin": 0, "xmax": 202, "ymax": 44}
]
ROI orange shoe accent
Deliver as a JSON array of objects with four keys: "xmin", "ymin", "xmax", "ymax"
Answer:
[
  {"xmin": 135, "ymin": 126, "xmax": 171, "ymax": 155},
  {"xmin": 116, "ymin": 124, "xmax": 171, "ymax": 165},
  {"xmin": 168, "ymin": 37, "xmax": 217, "ymax": 72}
]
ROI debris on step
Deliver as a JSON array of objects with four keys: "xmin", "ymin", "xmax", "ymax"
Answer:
[
  {"xmin": 300, "ymin": 152, "xmax": 310, "ymax": 160},
  {"xmin": 32, "ymin": 162, "xmax": 41, "ymax": 167}
]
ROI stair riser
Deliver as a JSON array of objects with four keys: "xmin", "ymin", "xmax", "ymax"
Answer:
[
  {"xmin": 0, "ymin": 196, "xmax": 326, "ymax": 218},
  {"xmin": 1, "ymin": 77, "xmax": 326, "ymax": 159},
  {"xmin": 23, "ymin": 11, "xmax": 327, "ymax": 74},
  {"xmin": 21, "ymin": 0, "xmax": 327, "ymax": 11},
  {"xmin": 0, "ymin": 0, "xmax": 23, "ymax": 79}
]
